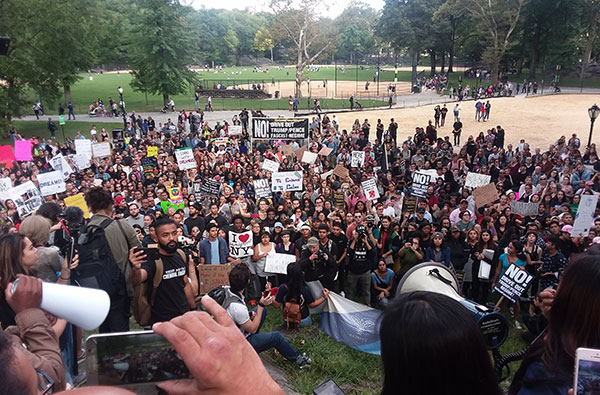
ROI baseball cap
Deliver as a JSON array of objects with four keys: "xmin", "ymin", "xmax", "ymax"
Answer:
[
  {"xmin": 561, "ymin": 225, "xmax": 573, "ymax": 234},
  {"xmin": 432, "ymin": 232, "xmax": 444, "ymax": 239},
  {"xmin": 451, "ymin": 225, "xmax": 460, "ymax": 233},
  {"xmin": 460, "ymin": 199, "xmax": 468, "ymax": 204},
  {"xmin": 274, "ymin": 222, "xmax": 283, "ymax": 229},
  {"xmin": 306, "ymin": 237, "xmax": 319, "ymax": 247},
  {"xmin": 416, "ymin": 207, "xmax": 425, "ymax": 213}
]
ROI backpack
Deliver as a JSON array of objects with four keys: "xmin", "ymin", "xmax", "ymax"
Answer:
[
  {"xmin": 71, "ymin": 219, "xmax": 126, "ymax": 299},
  {"xmin": 282, "ymin": 295, "xmax": 304, "ymax": 329},
  {"xmin": 133, "ymin": 249, "xmax": 186, "ymax": 327},
  {"xmin": 206, "ymin": 285, "xmax": 244, "ymax": 310}
]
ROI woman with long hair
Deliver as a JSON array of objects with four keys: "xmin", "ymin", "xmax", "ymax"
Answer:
[
  {"xmin": 371, "ymin": 259, "xmax": 394, "ymax": 308},
  {"xmin": 492, "ymin": 239, "xmax": 528, "ymax": 329},
  {"xmin": 380, "ymin": 292, "xmax": 502, "ymax": 395},
  {"xmin": 270, "ymin": 262, "xmax": 329, "ymax": 327},
  {"xmin": 463, "ymin": 229, "xmax": 480, "ymax": 299},
  {"xmin": 252, "ymin": 231, "xmax": 276, "ymax": 290},
  {"xmin": 377, "ymin": 216, "xmax": 400, "ymax": 270},
  {"xmin": 424, "ymin": 232, "xmax": 452, "ymax": 268},
  {"xmin": 510, "ymin": 254, "xmax": 600, "ymax": 394},
  {"xmin": 471, "ymin": 230, "xmax": 497, "ymax": 305}
]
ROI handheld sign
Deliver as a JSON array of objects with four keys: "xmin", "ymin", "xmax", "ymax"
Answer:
[
  {"xmin": 362, "ymin": 179, "xmax": 380, "ymax": 201},
  {"xmin": 175, "ymin": 148, "xmax": 197, "ymax": 170},
  {"xmin": 465, "ymin": 172, "xmax": 491, "ymax": 189},
  {"xmin": 37, "ymin": 171, "xmax": 66, "ymax": 196},
  {"xmin": 351, "ymin": 151, "xmax": 365, "ymax": 167},
  {"xmin": 262, "ymin": 158, "xmax": 280, "ymax": 173},
  {"xmin": 272, "ymin": 171, "xmax": 303, "ymax": 192},
  {"xmin": 198, "ymin": 264, "xmax": 231, "ymax": 294},
  {"xmin": 265, "ymin": 253, "xmax": 297, "ymax": 275},
  {"xmin": 571, "ymin": 194, "xmax": 599, "ymax": 237},
  {"xmin": 411, "ymin": 171, "xmax": 431, "ymax": 198},
  {"xmin": 253, "ymin": 179, "xmax": 272, "ymax": 199},
  {"xmin": 200, "ymin": 178, "xmax": 221, "ymax": 198},
  {"xmin": 228, "ymin": 231, "xmax": 253, "ymax": 258},
  {"xmin": 493, "ymin": 264, "xmax": 534, "ymax": 303}
]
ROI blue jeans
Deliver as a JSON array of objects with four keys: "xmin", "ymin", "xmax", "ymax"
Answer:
[{"xmin": 247, "ymin": 307, "xmax": 299, "ymax": 361}]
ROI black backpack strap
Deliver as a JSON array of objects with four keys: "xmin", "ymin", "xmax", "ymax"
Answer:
[{"xmin": 99, "ymin": 218, "xmax": 113, "ymax": 229}]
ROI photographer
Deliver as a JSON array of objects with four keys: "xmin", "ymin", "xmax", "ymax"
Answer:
[
  {"xmin": 298, "ymin": 237, "xmax": 337, "ymax": 290},
  {"xmin": 346, "ymin": 225, "xmax": 375, "ymax": 305}
]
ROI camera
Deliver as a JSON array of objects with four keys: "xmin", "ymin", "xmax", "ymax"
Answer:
[
  {"xmin": 356, "ymin": 225, "xmax": 367, "ymax": 238},
  {"xmin": 316, "ymin": 249, "xmax": 325, "ymax": 260}
]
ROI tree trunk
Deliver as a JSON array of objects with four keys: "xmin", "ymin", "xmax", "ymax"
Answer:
[
  {"xmin": 580, "ymin": 7, "xmax": 599, "ymax": 87},
  {"xmin": 270, "ymin": 47, "xmax": 274, "ymax": 62},
  {"xmin": 163, "ymin": 93, "xmax": 169, "ymax": 107},
  {"xmin": 528, "ymin": 22, "xmax": 541, "ymax": 79},
  {"xmin": 295, "ymin": 65, "xmax": 303, "ymax": 98},
  {"xmin": 63, "ymin": 85, "xmax": 72, "ymax": 106},
  {"xmin": 491, "ymin": 59, "xmax": 500, "ymax": 86},
  {"xmin": 448, "ymin": 18, "xmax": 457, "ymax": 73},
  {"xmin": 411, "ymin": 51, "xmax": 418, "ymax": 88},
  {"xmin": 430, "ymin": 49, "xmax": 436, "ymax": 76},
  {"xmin": 441, "ymin": 50, "xmax": 446, "ymax": 74}
]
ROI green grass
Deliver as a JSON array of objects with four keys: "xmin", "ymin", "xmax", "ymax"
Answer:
[{"xmin": 7, "ymin": 120, "xmax": 123, "ymax": 144}]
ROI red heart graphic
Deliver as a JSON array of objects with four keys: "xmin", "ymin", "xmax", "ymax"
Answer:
[
  {"xmin": 239, "ymin": 234, "xmax": 250, "ymax": 243},
  {"xmin": 369, "ymin": 191, "xmax": 375, "ymax": 197}
]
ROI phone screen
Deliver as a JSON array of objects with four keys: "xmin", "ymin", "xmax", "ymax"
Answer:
[
  {"xmin": 575, "ymin": 356, "xmax": 600, "ymax": 394},
  {"xmin": 86, "ymin": 331, "xmax": 190, "ymax": 387}
]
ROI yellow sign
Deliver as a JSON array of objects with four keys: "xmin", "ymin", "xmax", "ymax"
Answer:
[
  {"xmin": 64, "ymin": 193, "xmax": 90, "ymax": 219},
  {"xmin": 147, "ymin": 146, "xmax": 158, "ymax": 158}
]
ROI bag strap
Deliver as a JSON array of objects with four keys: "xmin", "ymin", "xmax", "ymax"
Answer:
[
  {"xmin": 114, "ymin": 219, "xmax": 131, "ymax": 250},
  {"xmin": 99, "ymin": 218, "xmax": 113, "ymax": 230},
  {"xmin": 149, "ymin": 258, "xmax": 164, "ymax": 306}
]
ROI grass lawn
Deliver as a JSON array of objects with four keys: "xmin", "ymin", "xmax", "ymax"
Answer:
[{"xmin": 7, "ymin": 120, "xmax": 123, "ymax": 144}]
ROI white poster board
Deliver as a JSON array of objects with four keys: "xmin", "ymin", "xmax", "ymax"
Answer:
[
  {"xmin": 351, "ymin": 151, "xmax": 365, "ymax": 167},
  {"xmin": 0, "ymin": 178, "xmax": 11, "ymax": 193},
  {"xmin": 272, "ymin": 171, "xmax": 303, "ymax": 192},
  {"xmin": 301, "ymin": 151, "xmax": 318, "ymax": 164},
  {"xmin": 73, "ymin": 154, "xmax": 90, "ymax": 170},
  {"xmin": 228, "ymin": 231, "xmax": 253, "ymax": 258},
  {"xmin": 465, "ymin": 172, "xmax": 491, "ymax": 189},
  {"xmin": 37, "ymin": 171, "xmax": 66, "ymax": 196},
  {"xmin": 362, "ymin": 178, "xmax": 380, "ymax": 201},
  {"xmin": 74, "ymin": 139, "xmax": 92, "ymax": 157},
  {"xmin": 265, "ymin": 253, "xmax": 297, "ymax": 275},
  {"xmin": 262, "ymin": 158, "xmax": 280, "ymax": 173},
  {"xmin": 571, "ymin": 194, "xmax": 599, "ymax": 237},
  {"xmin": 50, "ymin": 154, "xmax": 74, "ymax": 180},
  {"xmin": 175, "ymin": 148, "xmax": 197, "ymax": 170},
  {"xmin": 7, "ymin": 181, "xmax": 42, "ymax": 217},
  {"xmin": 228, "ymin": 125, "xmax": 243, "ymax": 136},
  {"xmin": 92, "ymin": 142, "xmax": 111, "ymax": 158}
]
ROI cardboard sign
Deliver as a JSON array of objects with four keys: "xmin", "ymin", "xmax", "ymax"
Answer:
[
  {"xmin": 318, "ymin": 146, "xmax": 333, "ymax": 156},
  {"xmin": 493, "ymin": 263, "xmax": 534, "ymax": 303},
  {"xmin": 279, "ymin": 144, "xmax": 293, "ymax": 156},
  {"xmin": 141, "ymin": 157, "xmax": 157, "ymax": 177},
  {"xmin": 7, "ymin": 181, "xmax": 42, "ymax": 217},
  {"xmin": 228, "ymin": 231, "xmax": 253, "ymax": 258},
  {"xmin": 74, "ymin": 139, "xmax": 92, "ymax": 157},
  {"xmin": 362, "ymin": 178, "xmax": 380, "ymax": 201},
  {"xmin": 294, "ymin": 146, "xmax": 307, "ymax": 160},
  {"xmin": 510, "ymin": 201, "xmax": 540, "ymax": 216},
  {"xmin": 473, "ymin": 183, "xmax": 500, "ymax": 207},
  {"xmin": 147, "ymin": 146, "xmax": 158, "ymax": 158},
  {"xmin": 253, "ymin": 179, "xmax": 272, "ymax": 199},
  {"xmin": 14, "ymin": 140, "xmax": 32, "ymax": 161},
  {"xmin": 73, "ymin": 154, "xmax": 90, "ymax": 170},
  {"xmin": 351, "ymin": 151, "xmax": 365, "ymax": 167},
  {"xmin": 571, "ymin": 194, "xmax": 599, "ymax": 237},
  {"xmin": 228, "ymin": 125, "xmax": 243, "ymax": 136},
  {"xmin": 64, "ymin": 193, "xmax": 90, "ymax": 219},
  {"xmin": 465, "ymin": 172, "xmax": 491, "ymax": 189},
  {"xmin": 265, "ymin": 253, "xmax": 297, "ymax": 275},
  {"xmin": 262, "ymin": 158, "xmax": 280, "ymax": 173},
  {"xmin": 200, "ymin": 178, "xmax": 221, "ymax": 198},
  {"xmin": 272, "ymin": 171, "xmax": 303, "ymax": 192},
  {"xmin": 37, "ymin": 171, "xmax": 66, "ymax": 196},
  {"xmin": 411, "ymin": 171, "xmax": 431, "ymax": 198},
  {"xmin": 333, "ymin": 191, "xmax": 345, "ymax": 208},
  {"xmin": 332, "ymin": 164, "xmax": 350, "ymax": 181},
  {"xmin": 198, "ymin": 264, "xmax": 231, "ymax": 294},
  {"xmin": 404, "ymin": 196, "xmax": 417, "ymax": 213},
  {"xmin": 175, "ymin": 148, "xmax": 197, "ymax": 170},
  {"xmin": 301, "ymin": 151, "xmax": 318, "ymax": 164},
  {"xmin": 0, "ymin": 178, "xmax": 12, "ymax": 193},
  {"xmin": 92, "ymin": 142, "xmax": 111, "ymax": 158}
]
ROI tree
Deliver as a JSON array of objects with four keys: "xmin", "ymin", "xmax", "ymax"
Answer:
[
  {"xmin": 254, "ymin": 28, "xmax": 275, "ymax": 61},
  {"xmin": 129, "ymin": 0, "xmax": 197, "ymax": 106},
  {"xmin": 335, "ymin": 3, "xmax": 378, "ymax": 61},
  {"xmin": 433, "ymin": 1, "xmax": 469, "ymax": 73},
  {"xmin": 579, "ymin": 0, "xmax": 600, "ymax": 87},
  {"xmin": 270, "ymin": 0, "xmax": 335, "ymax": 97}
]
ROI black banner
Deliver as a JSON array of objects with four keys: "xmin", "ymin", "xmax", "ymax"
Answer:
[
  {"xmin": 141, "ymin": 157, "xmax": 157, "ymax": 177},
  {"xmin": 200, "ymin": 178, "xmax": 220, "ymax": 198},
  {"xmin": 252, "ymin": 118, "xmax": 309, "ymax": 140}
]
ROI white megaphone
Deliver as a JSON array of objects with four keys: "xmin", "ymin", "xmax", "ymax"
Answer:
[
  {"xmin": 12, "ymin": 280, "xmax": 110, "ymax": 331},
  {"xmin": 397, "ymin": 262, "xmax": 509, "ymax": 349}
]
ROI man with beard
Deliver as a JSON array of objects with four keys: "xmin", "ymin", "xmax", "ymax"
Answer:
[{"xmin": 130, "ymin": 217, "xmax": 198, "ymax": 325}]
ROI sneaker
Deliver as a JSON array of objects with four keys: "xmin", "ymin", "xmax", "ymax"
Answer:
[
  {"xmin": 340, "ymin": 291, "xmax": 346, "ymax": 298},
  {"xmin": 514, "ymin": 320, "xmax": 523, "ymax": 330},
  {"xmin": 509, "ymin": 306, "xmax": 515, "ymax": 317},
  {"xmin": 296, "ymin": 353, "xmax": 312, "ymax": 369}
]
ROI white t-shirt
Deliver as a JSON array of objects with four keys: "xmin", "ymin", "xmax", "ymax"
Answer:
[
  {"xmin": 225, "ymin": 288, "xmax": 251, "ymax": 337},
  {"xmin": 90, "ymin": 128, "xmax": 97, "ymax": 136}
]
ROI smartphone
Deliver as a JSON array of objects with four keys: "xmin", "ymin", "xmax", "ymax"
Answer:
[
  {"xmin": 574, "ymin": 347, "xmax": 600, "ymax": 395},
  {"xmin": 262, "ymin": 287, "xmax": 279, "ymax": 298},
  {"xmin": 86, "ymin": 331, "xmax": 190, "ymax": 391},
  {"xmin": 135, "ymin": 244, "xmax": 160, "ymax": 262}
]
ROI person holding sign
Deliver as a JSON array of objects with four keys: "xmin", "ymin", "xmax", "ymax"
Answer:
[
  {"xmin": 491, "ymin": 240, "xmax": 528, "ymax": 330},
  {"xmin": 252, "ymin": 231, "xmax": 276, "ymax": 290}
]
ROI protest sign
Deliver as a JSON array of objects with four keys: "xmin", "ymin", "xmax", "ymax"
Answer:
[
  {"xmin": 147, "ymin": 146, "xmax": 158, "ymax": 158},
  {"xmin": 333, "ymin": 191, "xmax": 345, "ymax": 208},
  {"xmin": 510, "ymin": 201, "xmax": 540, "ymax": 216},
  {"xmin": 228, "ymin": 125, "xmax": 243, "ymax": 136},
  {"xmin": 175, "ymin": 148, "xmax": 196, "ymax": 170},
  {"xmin": 213, "ymin": 137, "xmax": 229, "ymax": 146},
  {"xmin": 200, "ymin": 178, "xmax": 221, "ymax": 198},
  {"xmin": 465, "ymin": 172, "xmax": 492, "ymax": 189},
  {"xmin": 265, "ymin": 253, "xmax": 297, "ymax": 275},
  {"xmin": 493, "ymin": 264, "xmax": 534, "ymax": 303},
  {"xmin": 112, "ymin": 129, "xmax": 123, "ymax": 142},
  {"xmin": 74, "ymin": 139, "xmax": 92, "ymax": 157},
  {"xmin": 272, "ymin": 171, "xmax": 303, "ymax": 192},
  {"xmin": 141, "ymin": 157, "xmax": 157, "ymax": 177},
  {"xmin": 571, "ymin": 194, "xmax": 599, "ymax": 237},
  {"xmin": 168, "ymin": 187, "xmax": 183, "ymax": 204},
  {"xmin": 351, "ymin": 151, "xmax": 365, "ymax": 167},
  {"xmin": 0, "ymin": 178, "xmax": 11, "ymax": 193},
  {"xmin": 73, "ymin": 154, "xmax": 90, "ymax": 170},
  {"xmin": 50, "ymin": 154, "xmax": 74, "ymax": 180},
  {"xmin": 37, "ymin": 171, "xmax": 66, "ymax": 196},
  {"xmin": 279, "ymin": 144, "xmax": 293, "ymax": 156},
  {"xmin": 14, "ymin": 140, "xmax": 32, "ymax": 161},
  {"xmin": 0, "ymin": 145, "xmax": 16, "ymax": 168},
  {"xmin": 228, "ymin": 231, "xmax": 253, "ymax": 258},
  {"xmin": 404, "ymin": 196, "xmax": 417, "ymax": 213},
  {"xmin": 301, "ymin": 151, "xmax": 318, "ymax": 164},
  {"xmin": 332, "ymin": 164, "xmax": 350, "ymax": 181},
  {"xmin": 473, "ymin": 183, "xmax": 500, "ymax": 207},
  {"xmin": 198, "ymin": 264, "xmax": 231, "ymax": 294},
  {"xmin": 320, "ymin": 169, "xmax": 334, "ymax": 180},
  {"xmin": 318, "ymin": 146, "xmax": 333, "ymax": 156},
  {"xmin": 262, "ymin": 158, "xmax": 280, "ymax": 173},
  {"xmin": 294, "ymin": 146, "xmax": 307, "ymax": 161},
  {"xmin": 421, "ymin": 168, "xmax": 444, "ymax": 181},
  {"xmin": 193, "ymin": 182, "xmax": 202, "ymax": 200},
  {"xmin": 411, "ymin": 172, "xmax": 431, "ymax": 198},
  {"xmin": 252, "ymin": 118, "xmax": 309, "ymax": 140},
  {"xmin": 8, "ymin": 181, "xmax": 42, "ymax": 217},
  {"xmin": 253, "ymin": 179, "xmax": 272, "ymax": 199},
  {"xmin": 362, "ymin": 179, "xmax": 380, "ymax": 201},
  {"xmin": 64, "ymin": 193, "xmax": 90, "ymax": 219},
  {"xmin": 92, "ymin": 142, "xmax": 111, "ymax": 158}
]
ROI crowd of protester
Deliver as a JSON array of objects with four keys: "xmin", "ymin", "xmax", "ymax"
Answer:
[{"xmin": 0, "ymin": 100, "xmax": 598, "ymax": 393}]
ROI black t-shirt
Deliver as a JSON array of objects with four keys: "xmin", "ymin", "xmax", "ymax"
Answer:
[
  {"xmin": 142, "ymin": 252, "xmax": 189, "ymax": 324},
  {"xmin": 185, "ymin": 216, "xmax": 205, "ymax": 235},
  {"xmin": 348, "ymin": 240, "xmax": 374, "ymax": 274},
  {"xmin": 329, "ymin": 233, "xmax": 348, "ymax": 262},
  {"xmin": 275, "ymin": 284, "xmax": 315, "ymax": 319}
]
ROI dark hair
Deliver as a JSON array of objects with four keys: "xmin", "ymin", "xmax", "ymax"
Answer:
[
  {"xmin": 154, "ymin": 216, "xmax": 175, "ymax": 233},
  {"xmin": 85, "ymin": 187, "xmax": 114, "ymax": 212},
  {"xmin": 36, "ymin": 202, "xmax": 61, "ymax": 224},
  {"xmin": 318, "ymin": 224, "xmax": 329, "ymax": 232},
  {"xmin": 0, "ymin": 233, "xmax": 27, "ymax": 290},
  {"xmin": 232, "ymin": 215, "xmax": 244, "ymax": 223},
  {"xmin": 0, "ymin": 332, "xmax": 30, "ymax": 394},
  {"xmin": 285, "ymin": 262, "xmax": 303, "ymax": 302},
  {"xmin": 229, "ymin": 263, "xmax": 250, "ymax": 293},
  {"xmin": 380, "ymin": 292, "xmax": 501, "ymax": 395},
  {"xmin": 546, "ymin": 235, "xmax": 561, "ymax": 247},
  {"xmin": 206, "ymin": 223, "xmax": 217, "ymax": 232}
]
